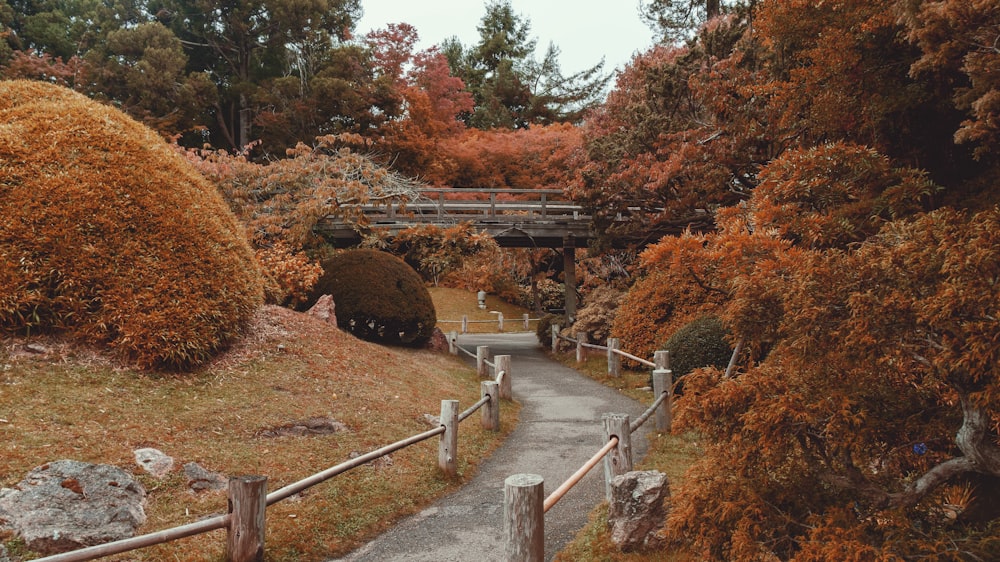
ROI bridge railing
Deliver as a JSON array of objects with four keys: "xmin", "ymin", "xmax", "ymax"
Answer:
[{"xmin": 374, "ymin": 188, "xmax": 587, "ymax": 222}]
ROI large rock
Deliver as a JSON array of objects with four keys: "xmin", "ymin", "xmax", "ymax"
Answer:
[
  {"xmin": 0, "ymin": 460, "xmax": 146, "ymax": 555},
  {"xmin": 607, "ymin": 470, "xmax": 670, "ymax": 552},
  {"xmin": 307, "ymin": 294, "xmax": 337, "ymax": 325}
]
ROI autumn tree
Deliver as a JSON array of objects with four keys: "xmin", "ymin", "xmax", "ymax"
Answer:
[
  {"xmin": 179, "ymin": 135, "xmax": 421, "ymax": 306},
  {"xmin": 364, "ymin": 24, "xmax": 474, "ymax": 179}
]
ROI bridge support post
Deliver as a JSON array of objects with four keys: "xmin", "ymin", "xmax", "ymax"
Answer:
[{"xmin": 563, "ymin": 235, "xmax": 577, "ymax": 324}]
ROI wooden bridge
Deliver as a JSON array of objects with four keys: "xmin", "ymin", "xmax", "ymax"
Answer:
[
  {"xmin": 314, "ymin": 187, "xmax": 707, "ymax": 320},
  {"xmin": 315, "ymin": 188, "xmax": 593, "ymax": 249}
]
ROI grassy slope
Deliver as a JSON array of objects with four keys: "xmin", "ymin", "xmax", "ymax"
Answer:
[
  {"xmin": 0, "ymin": 305, "xmax": 516, "ymax": 561},
  {"xmin": 430, "ymin": 287, "xmax": 538, "ymax": 334}
]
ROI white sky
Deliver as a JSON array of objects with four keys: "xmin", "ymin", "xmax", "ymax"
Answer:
[{"xmin": 355, "ymin": 0, "xmax": 656, "ymax": 76}]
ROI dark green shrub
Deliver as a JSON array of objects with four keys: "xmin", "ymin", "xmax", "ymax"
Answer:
[
  {"xmin": 536, "ymin": 313, "xmax": 562, "ymax": 350},
  {"xmin": 662, "ymin": 315, "xmax": 733, "ymax": 379},
  {"xmin": 305, "ymin": 249, "xmax": 436, "ymax": 346},
  {"xmin": 0, "ymin": 81, "xmax": 263, "ymax": 369}
]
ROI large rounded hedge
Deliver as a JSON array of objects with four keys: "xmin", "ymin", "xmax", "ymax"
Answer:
[
  {"xmin": 0, "ymin": 81, "xmax": 264, "ymax": 369},
  {"xmin": 305, "ymin": 249, "xmax": 436, "ymax": 346}
]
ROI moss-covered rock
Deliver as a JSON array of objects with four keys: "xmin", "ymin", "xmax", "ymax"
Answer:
[
  {"xmin": 305, "ymin": 249, "xmax": 436, "ymax": 346},
  {"xmin": 0, "ymin": 81, "xmax": 264, "ymax": 369}
]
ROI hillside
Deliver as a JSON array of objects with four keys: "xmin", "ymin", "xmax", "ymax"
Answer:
[{"xmin": 0, "ymin": 305, "xmax": 511, "ymax": 560}]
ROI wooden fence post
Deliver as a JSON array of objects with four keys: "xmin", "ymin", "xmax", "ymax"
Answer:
[
  {"xmin": 439, "ymin": 400, "xmax": 459, "ymax": 477},
  {"xmin": 495, "ymin": 355, "xmax": 512, "ymax": 400},
  {"xmin": 607, "ymin": 338, "xmax": 621, "ymax": 377},
  {"xmin": 652, "ymin": 369, "xmax": 672, "ymax": 432},
  {"xmin": 654, "ymin": 350, "xmax": 670, "ymax": 371},
  {"xmin": 551, "ymin": 324, "xmax": 561, "ymax": 351},
  {"xmin": 477, "ymin": 346, "xmax": 490, "ymax": 378},
  {"xmin": 462, "ymin": 315, "xmax": 468, "ymax": 334},
  {"xmin": 498, "ymin": 312, "xmax": 504, "ymax": 332},
  {"xmin": 448, "ymin": 331, "xmax": 458, "ymax": 355},
  {"xmin": 504, "ymin": 474, "xmax": 544, "ymax": 562},
  {"xmin": 602, "ymin": 413, "xmax": 633, "ymax": 502},
  {"xmin": 523, "ymin": 313, "xmax": 530, "ymax": 330},
  {"xmin": 226, "ymin": 476, "xmax": 267, "ymax": 562},
  {"xmin": 482, "ymin": 381, "xmax": 499, "ymax": 431},
  {"xmin": 576, "ymin": 332, "xmax": 587, "ymax": 363}
]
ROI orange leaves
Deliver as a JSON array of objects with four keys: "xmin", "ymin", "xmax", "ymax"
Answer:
[{"xmin": 0, "ymin": 81, "xmax": 263, "ymax": 369}]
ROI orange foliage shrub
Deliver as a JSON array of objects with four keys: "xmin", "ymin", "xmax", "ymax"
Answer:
[{"xmin": 0, "ymin": 80, "xmax": 263, "ymax": 369}]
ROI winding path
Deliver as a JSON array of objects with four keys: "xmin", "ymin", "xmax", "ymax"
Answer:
[{"xmin": 328, "ymin": 332, "xmax": 654, "ymax": 561}]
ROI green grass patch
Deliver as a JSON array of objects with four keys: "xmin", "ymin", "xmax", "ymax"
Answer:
[{"xmin": 429, "ymin": 287, "xmax": 536, "ymax": 334}]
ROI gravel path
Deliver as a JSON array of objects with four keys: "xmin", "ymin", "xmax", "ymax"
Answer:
[{"xmin": 328, "ymin": 332, "xmax": 655, "ymax": 561}]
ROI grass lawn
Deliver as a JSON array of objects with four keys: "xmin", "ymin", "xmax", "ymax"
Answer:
[
  {"xmin": 429, "ymin": 287, "xmax": 539, "ymax": 334},
  {"xmin": 0, "ymin": 306, "xmax": 518, "ymax": 561}
]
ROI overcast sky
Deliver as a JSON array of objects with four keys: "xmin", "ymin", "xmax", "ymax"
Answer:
[{"xmin": 355, "ymin": 0, "xmax": 656, "ymax": 76}]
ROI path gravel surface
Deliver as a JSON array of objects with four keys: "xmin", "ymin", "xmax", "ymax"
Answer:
[{"xmin": 328, "ymin": 332, "xmax": 655, "ymax": 561}]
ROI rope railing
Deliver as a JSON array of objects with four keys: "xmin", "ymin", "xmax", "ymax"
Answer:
[
  {"xmin": 612, "ymin": 348, "xmax": 656, "ymax": 369},
  {"xmin": 458, "ymin": 393, "xmax": 492, "ymax": 423},
  {"xmin": 629, "ymin": 389, "xmax": 669, "ymax": 434},
  {"xmin": 440, "ymin": 313, "xmax": 541, "ymax": 334},
  {"xmin": 266, "ymin": 425, "xmax": 447, "ymax": 505},
  {"xmin": 32, "ymin": 516, "xmax": 230, "ymax": 562},
  {"xmin": 542, "ymin": 436, "xmax": 619, "ymax": 513}
]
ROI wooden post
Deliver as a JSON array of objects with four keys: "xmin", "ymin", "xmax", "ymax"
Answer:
[
  {"xmin": 448, "ymin": 331, "xmax": 458, "ymax": 355},
  {"xmin": 504, "ymin": 474, "xmax": 544, "ymax": 562},
  {"xmin": 462, "ymin": 315, "xmax": 469, "ymax": 334},
  {"xmin": 654, "ymin": 350, "xmax": 670, "ymax": 371},
  {"xmin": 563, "ymin": 235, "xmax": 577, "ymax": 324},
  {"xmin": 523, "ymin": 313, "xmax": 530, "ymax": 330},
  {"xmin": 477, "ymin": 346, "xmax": 490, "ymax": 378},
  {"xmin": 652, "ymin": 369, "xmax": 672, "ymax": 432},
  {"xmin": 602, "ymin": 413, "xmax": 633, "ymax": 502},
  {"xmin": 482, "ymin": 381, "xmax": 500, "ymax": 431},
  {"xmin": 551, "ymin": 324, "xmax": 560, "ymax": 351},
  {"xmin": 607, "ymin": 338, "xmax": 621, "ymax": 377},
  {"xmin": 226, "ymin": 476, "xmax": 267, "ymax": 562},
  {"xmin": 495, "ymin": 355, "xmax": 512, "ymax": 400},
  {"xmin": 439, "ymin": 400, "xmax": 459, "ymax": 477},
  {"xmin": 498, "ymin": 312, "xmax": 504, "ymax": 332},
  {"xmin": 576, "ymin": 332, "xmax": 587, "ymax": 363}
]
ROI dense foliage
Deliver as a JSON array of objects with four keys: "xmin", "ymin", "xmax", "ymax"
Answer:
[
  {"xmin": 0, "ymin": 81, "xmax": 263, "ymax": 369},
  {"xmin": 304, "ymin": 249, "xmax": 436, "ymax": 346},
  {"xmin": 661, "ymin": 315, "xmax": 731, "ymax": 379},
  {"xmin": 580, "ymin": 0, "xmax": 1000, "ymax": 558}
]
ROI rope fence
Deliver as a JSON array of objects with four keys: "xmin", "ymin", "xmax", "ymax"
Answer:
[{"xmin": 439, "ymin": 313, "xmax": 542, "ymax": 334}]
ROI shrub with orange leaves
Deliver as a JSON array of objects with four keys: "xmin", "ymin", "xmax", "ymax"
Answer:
[{"xmin": 0, "ymin": 80, "xmax": 263, "ymax": 369}]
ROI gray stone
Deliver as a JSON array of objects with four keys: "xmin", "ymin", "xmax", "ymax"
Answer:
[
  {"xmin": 183, "ymin": 462, "xmax": 228, "ymax": 493},
  {"xmin": 608, "ymin": 470, "xmax": 670, "ymax": 552},
  {"xmin": 133, "ymin": 448, "xmax": 174, "ymax": 478},
  {"xmin": 307, "ymin": 294, "xmax": 337, "ymax": 325},
  {"xmin": 0, "ymin": 460, "xmax": 146, "ymax": 555}
]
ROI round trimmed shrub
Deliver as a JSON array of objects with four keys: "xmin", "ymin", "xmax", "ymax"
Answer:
[
  {"xmin": 305, "ymin": 249, "xmax": 436, "ymax": 346},
  {"xmin": 0, "ymin": 81, "xmax": 264, "ymax": 369},
  {"xmin": 662, "ymin": 315, "xmax": 733, "ymax": 379},
  {"xmin": 536, "ymin": 313, "xmax": 561, "ymax": 350}
]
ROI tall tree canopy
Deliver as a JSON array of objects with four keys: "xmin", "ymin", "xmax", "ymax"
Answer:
[{"xmin": 444, "ymin": 0, "xmax": 609, "ymax": 129}]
